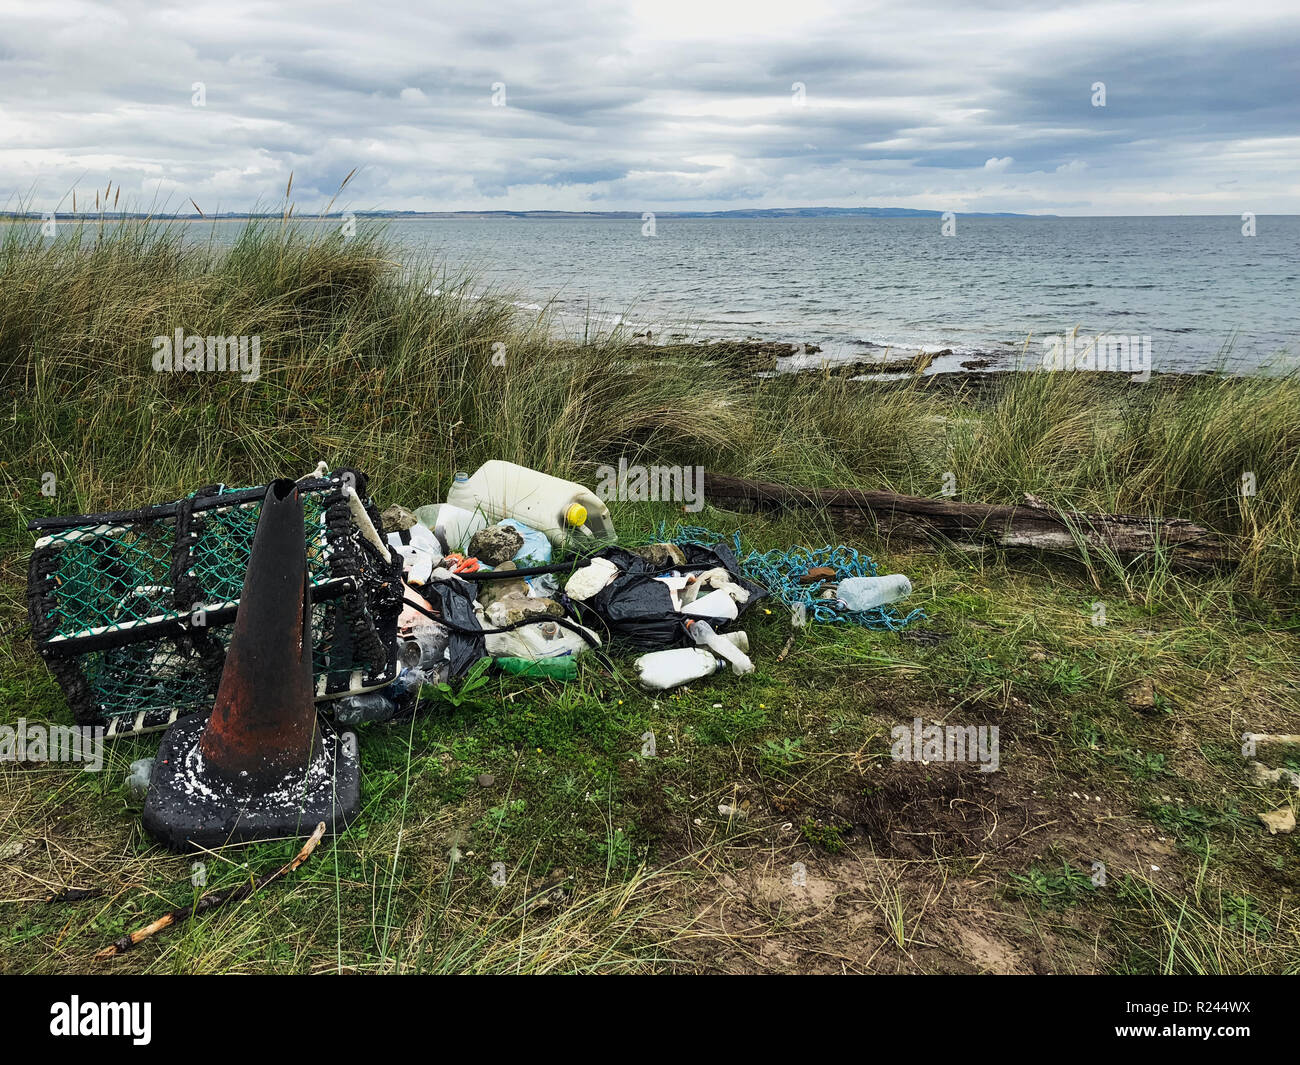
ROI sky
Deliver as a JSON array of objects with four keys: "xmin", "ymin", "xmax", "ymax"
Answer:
[{"xmin": 1, "ymin": 0, "xmax": 1298, "ymax": 216}]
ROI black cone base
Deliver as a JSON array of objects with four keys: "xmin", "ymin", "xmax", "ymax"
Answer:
[{"xmin": 143, "ymin": 713, "xmax": 360, "ymax": 851}]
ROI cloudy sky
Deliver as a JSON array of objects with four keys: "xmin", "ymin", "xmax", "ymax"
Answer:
[{"xmin": 2, "ymin": 0, "xmax": 1297, "ymax": 216}]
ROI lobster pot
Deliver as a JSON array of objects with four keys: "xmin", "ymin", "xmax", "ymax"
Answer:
[{"xmin": 26, "ymin": 468, "xmax": 402, "ymax": 737}]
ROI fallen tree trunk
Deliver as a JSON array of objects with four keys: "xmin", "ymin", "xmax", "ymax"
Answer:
[{"xmin": 703, "ymin": 472, "xmax": 1235, "ymax": 570}]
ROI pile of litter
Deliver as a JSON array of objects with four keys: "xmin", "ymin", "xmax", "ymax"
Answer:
[
  {"xmin": 24, "ymin": 458, "xmax": 923, "ymax": 857},
  {"xmin": 657, "ymin": 522, "xmax": 925, "ymax": 629},
  {"xmin": 28, "ymin": 459, "xmax": 922, "ymax": 736}
]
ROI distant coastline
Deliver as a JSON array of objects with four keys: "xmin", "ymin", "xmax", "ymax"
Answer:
[{"xmin": 0, "ymin": 206, "xmax": 1052, "ymax": 222}]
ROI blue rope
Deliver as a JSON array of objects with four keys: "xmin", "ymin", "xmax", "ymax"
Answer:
[{"xmin": 653, "ymin": 522, "xmax": 925, "ymax": 630}]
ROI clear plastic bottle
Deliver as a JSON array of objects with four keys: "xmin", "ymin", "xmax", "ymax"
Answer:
[{"xmin": 837, "ymin": 574, "xmax": 912, "ymax": 611}]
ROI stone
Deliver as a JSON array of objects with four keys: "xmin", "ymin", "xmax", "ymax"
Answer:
[
  {"xmin": 1259, "ymin": 807, "xmax": 1296, "ymax": 834},
  {"xmin": 476, "ymin": 563, "xmax": 530, "ymax": 611},
  {"xmin": 469, "ymin": 524, "xmax": 525, "ymax": 566},
  {"xmin": 633, "ymin": 543, "xmax": 687, "ymax": 569},
  {"xmin": 486, "ymin": 594, "xmax": 564, "ymax": 626},
  {"xmin": 381, "ymin": 504, "xmax": 418, "ymax": 532}
]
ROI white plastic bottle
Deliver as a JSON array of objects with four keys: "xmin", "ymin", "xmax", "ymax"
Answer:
[
  {"xmin": 446, "ymin": 461, "xmax": 616, "ymax": 548},
  {"xmin": 635, "ymin": 631, "xmax": 751, "ymax": 690},
  {"xmin": 837, "ymin": 574, "xmax": 912, "ymax": 611},
  {"xmin": 687, "ymin": 620, "xmax": 754, "ymax": 675},
  {"xmin": 414, "ymin": 498, "xmax": 487, "ymax": 554}
]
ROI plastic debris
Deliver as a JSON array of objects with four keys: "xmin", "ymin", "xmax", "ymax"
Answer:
[
  {"xmin": 446, "ymin": 461, "xmax": 616, "ymax": 547},
  {"xmin": 564, "ymin": 557, "xmax": 620, "ymax": 601},
  {"xmin": 125, "ymin": 758, "xmax": 154, "ymax": 799},
  {"xmin": 659, "ymin": 522, "xmax": 922, "ymax": 630},
  {"xmin": 634, "ymin": 633, "xmax": 750, "ymax": 691},
  {"xmin": 495, "ymin": 656, "xmax": 579, "ymax": 680},
  {"xmin": 837, "ymin": 574, "xmax": 913, "ymax": 611},
  {"xmin": 686, "ymin": 619, "xmax": 754, "ymax": 675}
]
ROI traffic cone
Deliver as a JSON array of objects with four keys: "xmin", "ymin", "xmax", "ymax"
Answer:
[{"xmin": 143, "ymin": 479, "xmax": 361, "ymax": 851}]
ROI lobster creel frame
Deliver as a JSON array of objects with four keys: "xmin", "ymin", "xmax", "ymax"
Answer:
[{"xmin": 26, "ymin": 467, "xmax": 403, "ymax": 736}]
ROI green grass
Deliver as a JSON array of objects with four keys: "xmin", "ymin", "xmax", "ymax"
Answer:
[{"xmin": 1, "ymin": 218, "xmax": 1298, "ymax": 974}]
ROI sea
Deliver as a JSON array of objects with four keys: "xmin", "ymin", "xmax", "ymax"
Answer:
[{"xmin": 215, "ymin": 214, "xmax": 1300, "ymax": 375}]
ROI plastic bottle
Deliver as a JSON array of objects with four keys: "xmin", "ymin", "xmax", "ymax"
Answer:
[
  {"xmin": 836, "ymin": 574, "xmax": 913, "ymax": 611},
  {"xmin": 333, "ymin": 691, "xmax": 399, "ymax": 725},
  {"xmin": 686, "ymin": 620, "xmax": 754, "ymax": 675},
  {"xmin": 446, "ymin": 461, "xmax": 616, "ymax": 548},
  {"xmin": 496, "ymin": 656, "xmax": 579, "ymax": 681},
  {"xmin": 634, "ymin": 631, "xmax": 751, "ymax": 690},
  {"xmin": 414, "ymin": 495, "xmax": 487, "ymax": 554}
]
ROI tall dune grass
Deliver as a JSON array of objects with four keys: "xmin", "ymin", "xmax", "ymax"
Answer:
[{"xmin": 1, "ymin": 218, "xmax": 1296, "ymax": 591}]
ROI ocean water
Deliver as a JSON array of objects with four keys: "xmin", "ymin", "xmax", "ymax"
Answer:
[{"xmin": 236, "ymin": 215, "xmax": 1300, "ymax": 373}]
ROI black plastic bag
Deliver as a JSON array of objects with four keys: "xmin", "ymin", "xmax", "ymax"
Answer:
[
  {"xmin": 423, "ymin": 577, "xmax": 486, "ymax": 678},
  {"xmin": 570, "ymin": 543, "xmax": 767, "ymax": 652}
]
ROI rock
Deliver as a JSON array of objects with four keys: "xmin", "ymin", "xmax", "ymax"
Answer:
[
  {"xmin": 477, "ymin": 773, "xmax": 495, "ymax": 788},
  {"xmin": 1251, "ymin": 762, "xmax": 1300, "ymax": 789},
  {"xmin": 486, "ymin": 594, "xmax": 564, "ymax": 626},
  {"xmin": 381, "ymin": 504, "xmax": 418, "ymax": 532},
  {"xmin": 476, "ymin": 563, "xmax": 530, "ymax": 610},
  {"xmin": 1126, "ymin": 678, "xmax": 1157, "ymax": 711},
  {"xmin": 469, "ymin": 524, "xmax": 525, "ymax": 566},
  {"xmin": 1259, "ymin": 807, "xmax": 1296, "ymax": 834},
  {"xmin": 633, "ymin": 542, "xmax": 686, "ymax": 569}
]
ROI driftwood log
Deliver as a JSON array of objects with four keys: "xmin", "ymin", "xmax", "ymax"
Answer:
[{"xmin": 703, "ymin": 472, "xmax": 1234, "ymax": 570}]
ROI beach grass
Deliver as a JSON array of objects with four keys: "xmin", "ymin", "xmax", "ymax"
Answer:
[{"xmin": 1, "ymin": 220, "xmax": 1297, "ymax": 974}]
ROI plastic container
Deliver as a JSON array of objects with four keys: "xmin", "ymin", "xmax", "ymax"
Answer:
[
  {"xmin": 634, "ymin": 631, "xmax": 751, "ymax": 690},
  {"xmin": 837, "ymin": 574, "xmax": 912, "ymax": 612},
  {"xmin": 484, "ymin": 617, "xmax": 600, "ymax": 660},
  {"xmin": 682, "ymin": 588, "xmax": 739, "ymax": 622},
  {"xmin": 333, "ymin": 691, "xmax": 399, "ymax": 725},
  {"xmin": 687, "ymin": 620, "xmax": 754, "ymax": 675},
  {"xmin": 446, "ymin": 461, "xmax": 616, "ymax": 548},
  {"xmin": 414, "ymin": 498, "xmax": 487, "ymax": 554}
]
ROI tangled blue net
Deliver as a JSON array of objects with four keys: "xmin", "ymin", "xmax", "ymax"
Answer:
[{"xmin": 654, "ymin": 522, "xmax": 925, "ymax": 630}]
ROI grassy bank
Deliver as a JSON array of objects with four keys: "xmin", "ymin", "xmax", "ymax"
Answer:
[{"xmin": 1, "ymin": 221, "xmax": 1297, "ymax": 973}]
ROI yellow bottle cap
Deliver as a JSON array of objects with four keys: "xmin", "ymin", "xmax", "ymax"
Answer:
[{"xmin": 565, "ymin": 502, "xmax": 588, "ymax": 527}]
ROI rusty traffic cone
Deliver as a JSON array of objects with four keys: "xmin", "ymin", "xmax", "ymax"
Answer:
[{"xmin": 143, "ymin": 479, "xmax": 361, "ymax": 851}]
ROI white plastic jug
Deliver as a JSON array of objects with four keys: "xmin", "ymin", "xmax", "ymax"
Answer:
[{"xmin": 446, "ymin": 462, "xmax": 616, "ymax": 548}]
